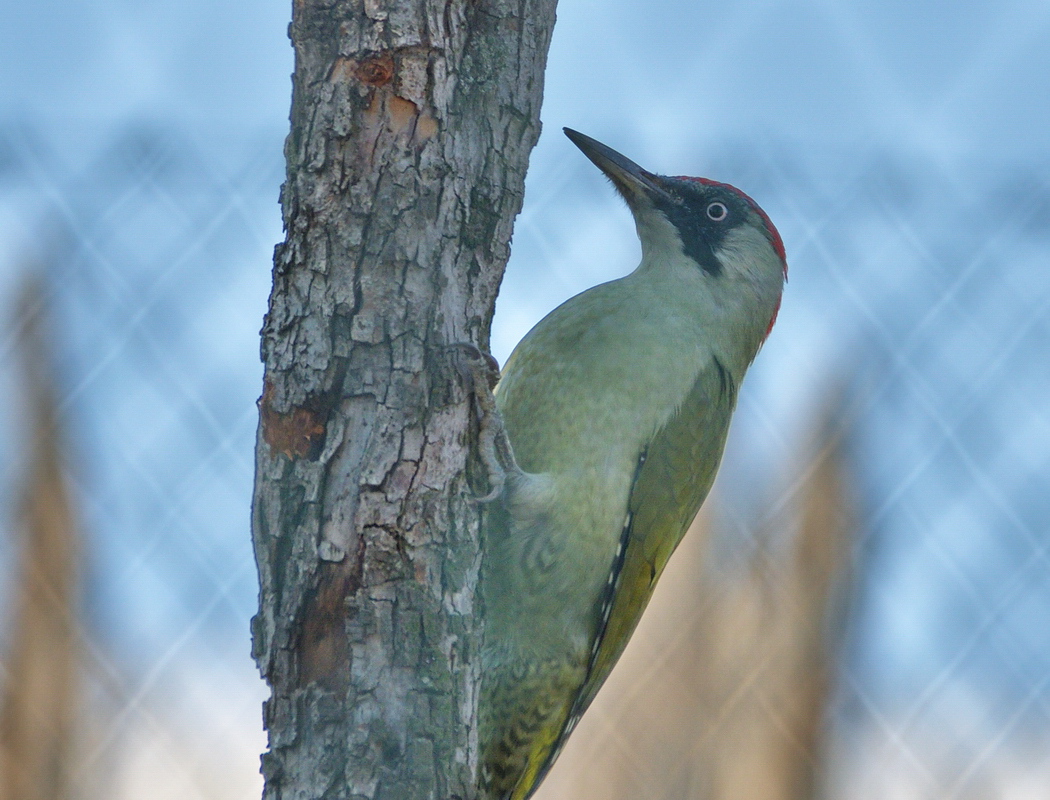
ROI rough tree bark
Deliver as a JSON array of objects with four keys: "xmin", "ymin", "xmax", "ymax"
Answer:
[{"xmin": 251, "ymin": 1, "xmax": 556, "ymax": 798}]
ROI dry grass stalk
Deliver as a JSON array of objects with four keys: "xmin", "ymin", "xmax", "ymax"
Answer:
[{"xmin": 0, "ymin": 278, "xmax": 82, "ymax": 800}]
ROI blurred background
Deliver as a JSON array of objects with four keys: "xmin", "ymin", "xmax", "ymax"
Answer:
[{"xmin": 1, "ymin": 1, "xmax": 1048, "ymax": 798}]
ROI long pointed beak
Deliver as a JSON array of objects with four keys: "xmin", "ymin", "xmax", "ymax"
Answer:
[{"xmin": 563, "ymin": 128, "xmax": 672, "ymax": 206}]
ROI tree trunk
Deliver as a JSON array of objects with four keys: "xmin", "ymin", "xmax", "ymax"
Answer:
[{"xmin": 251, "ymin": 1, "xmax": 556, "ymax": 798}]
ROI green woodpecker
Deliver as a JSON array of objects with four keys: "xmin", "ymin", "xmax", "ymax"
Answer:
[{"xmin": 478, "ymin": 129, "xmax": 787, "ymax": 800}]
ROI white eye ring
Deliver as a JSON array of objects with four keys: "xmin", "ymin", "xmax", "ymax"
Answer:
[{"xmin": 706, "ymin": 201, "xmax": 728, "ymax": 221}]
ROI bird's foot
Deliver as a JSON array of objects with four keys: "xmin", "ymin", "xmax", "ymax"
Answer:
[{"xmin": 449, "ymin": 343, "xmax": 519, "ymax": 503}]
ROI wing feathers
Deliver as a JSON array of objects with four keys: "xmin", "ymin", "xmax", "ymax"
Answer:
[{"xmin": 538, "ymin": 356, "xmax": 737, "ymax": 785}]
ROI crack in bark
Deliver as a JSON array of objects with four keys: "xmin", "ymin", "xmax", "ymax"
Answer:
[{"xmin": 253, "ymin": 0, "xmax": 557, "ymax": 797}]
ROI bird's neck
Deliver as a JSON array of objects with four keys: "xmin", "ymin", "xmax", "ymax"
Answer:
[{"xmin": 631, "ymin": 243, "xmax": 777, "ymax": 382}]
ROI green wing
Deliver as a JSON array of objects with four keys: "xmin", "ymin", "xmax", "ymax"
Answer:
[{"xmin": 529, "ymin": 355, "xmax": 738, "ymax": 791}]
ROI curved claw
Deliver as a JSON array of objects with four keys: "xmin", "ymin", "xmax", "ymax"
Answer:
[
  {"xmin": 449, "ymin": 342, "xmax": 519, "ymax": 502},
  {"xmin": 473, "ymin": 480, "xmax": 504, "ymax": 505}
]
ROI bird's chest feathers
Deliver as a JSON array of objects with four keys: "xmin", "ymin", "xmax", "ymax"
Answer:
[
  {"xmin": 571, "ymin": 274, "xmax": 723, "ymax": 450},
  {"xmin": 499, "ymin": 267, "xmax": 726, "ymax": 470},
  {"xmin": 502, "ymin": 282, "xmax": 720, "ymax": 543}
]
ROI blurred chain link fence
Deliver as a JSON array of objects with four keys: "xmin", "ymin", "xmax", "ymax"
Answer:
[
  {"xmin": 3, "ymin": 8, "xmax": 1050, "ymax": 798},
  {"xmin": 0, "ymin": 125, "xmax": 278, "ymax": 800}
]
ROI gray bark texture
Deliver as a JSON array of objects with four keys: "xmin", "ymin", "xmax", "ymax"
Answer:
[{"xmin": 251, "ymin": 0, "xmax": 556, "ymax": 798}]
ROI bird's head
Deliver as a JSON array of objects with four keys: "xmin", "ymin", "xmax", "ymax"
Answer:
[{"xmin": 564, "ymin": 128, "xmax": 787, "ymax": 340}]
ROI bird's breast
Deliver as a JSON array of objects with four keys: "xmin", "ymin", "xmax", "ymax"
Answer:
[{"xmin": 487, "ymin": 281, "xmax": 718, "ymax": 663}]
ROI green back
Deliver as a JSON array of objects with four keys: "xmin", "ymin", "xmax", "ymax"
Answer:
[{"xmin": 525, "ymin": 354, "xmax": 738, "ymax": 795}]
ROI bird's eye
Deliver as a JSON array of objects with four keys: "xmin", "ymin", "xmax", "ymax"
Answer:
[{"xmin": 706, "ymin": 202, "xmax": 728, "ymax": 221}]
